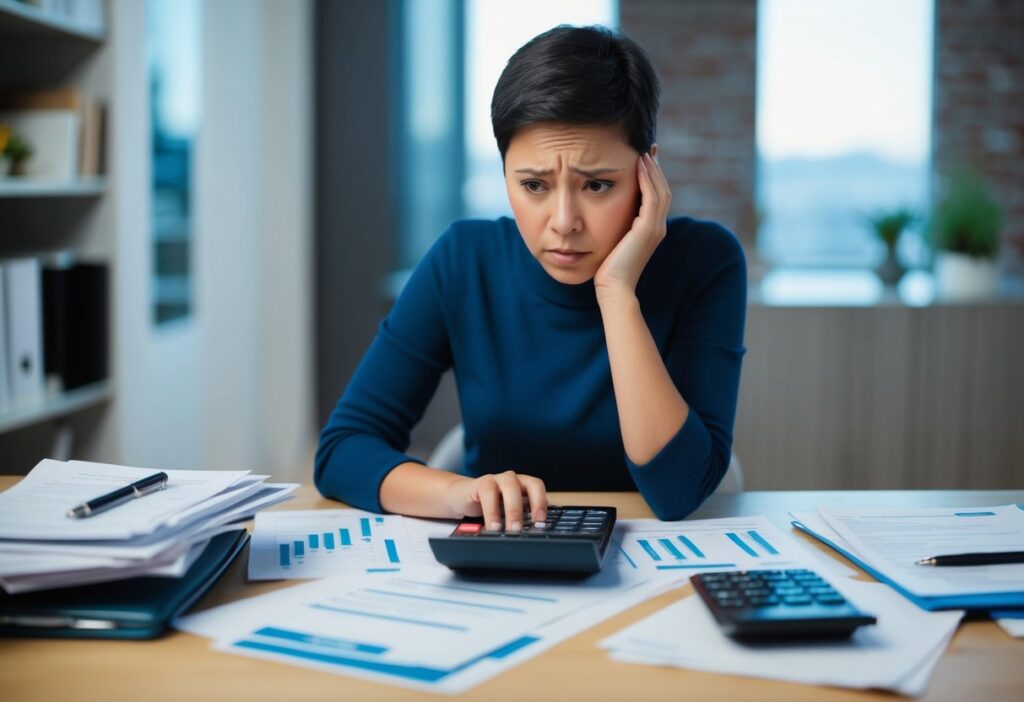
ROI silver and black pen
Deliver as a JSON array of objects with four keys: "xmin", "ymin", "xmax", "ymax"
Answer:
[
  {"xmin": 915, "ymin": 551, "xmax": 1024, "ymax": 567},
  {"xmin": 65, "ymin": 472, "xmax": 169, "ymax": 519}
]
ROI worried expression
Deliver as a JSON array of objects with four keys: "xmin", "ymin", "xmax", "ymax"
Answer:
[{"xmin": 504, "ymin": 122, "xmax": 657, "ymax": 285}]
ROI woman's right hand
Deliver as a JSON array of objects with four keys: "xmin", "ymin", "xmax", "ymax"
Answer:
[{"xmin": 445, "ymin": 470, "xmax": 548, "ymax": 532}]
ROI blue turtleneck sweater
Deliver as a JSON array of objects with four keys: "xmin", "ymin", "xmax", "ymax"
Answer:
[{"xmin": 315, "ymin": 216, "xmax": 746, "ymax": 520}]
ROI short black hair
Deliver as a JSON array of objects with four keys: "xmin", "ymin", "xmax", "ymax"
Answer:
[{"xmin": 491, "ymin": 25, "xmax": 660, "ymax": 164}]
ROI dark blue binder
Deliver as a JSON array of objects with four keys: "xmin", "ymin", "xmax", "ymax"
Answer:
[{"xmin": 0, "ymin": 529, "xmax": 248, "ymax": 639}]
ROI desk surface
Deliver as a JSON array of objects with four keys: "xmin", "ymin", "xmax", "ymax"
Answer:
[{"xmin": 1, "ymin": 480, "xmax": 1022, "ymax": 702}]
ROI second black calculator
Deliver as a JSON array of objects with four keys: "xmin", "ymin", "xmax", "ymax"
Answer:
[
  {"xmin": 428, "ymin": 505, "xmax": 617, "ymax": 576},
  {"xmin": 691, "ymin": 569, "xmax": 877, "ymax": 640}
]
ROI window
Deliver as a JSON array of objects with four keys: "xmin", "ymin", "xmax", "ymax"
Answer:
[
  {"xmin": 396, "ymin": 0, "xmax": 618, "ymax": 270},
  {"xmin": 756, "ymin": 0, "xmax": 934, "ymax": 268},
  {"xmin": 147, "ymin": 0, "xmax": 200, "ymax": 324}
]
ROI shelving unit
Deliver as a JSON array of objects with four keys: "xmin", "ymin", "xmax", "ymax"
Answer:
[
  {"xmin": 0, "ymin": 0, "xmax": 112, "ymax": 458},
  {"xmin": 0, "ymin": 380, "xmax": 111, "ymax": 435},
  {"xmin": 0, "ymin": 177, "xmax": 105, "ymax": 198},
  {"xmin": 0, "ymin": 0, "xmax": 105, "ymax": 43}
]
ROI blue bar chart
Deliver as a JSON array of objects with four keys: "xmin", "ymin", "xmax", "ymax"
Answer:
[
  {"xmin": 618, "ymin": 517, "xmax": 803, "ymax": 576},
  {"xmin": 250, "ymin": 510, "xmax": 411, "ymax": 580}
]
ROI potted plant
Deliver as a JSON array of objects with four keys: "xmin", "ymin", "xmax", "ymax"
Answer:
[
  {"xmin": 0, "ymin": 124, "xmax": 11, "ymax": 176},
  {"xmin": 2, "ymin": 129, "xmax": 33, "ymax": 176},
  {"xmin": 930, "ymin": 169, "xmax": 1002, "ymax": 299},
  {"xmin": 867, "ymin": 207, "xmax": 916, "ymax": 285}
]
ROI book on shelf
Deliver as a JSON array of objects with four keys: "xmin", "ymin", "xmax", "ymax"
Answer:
[
  {"xmin": 0, "ymin": 267, "xmax": 8, "ymax": 412},
  {"xmin": 0, "ymin": 109, "xmax": 79, "ymax": 180},
  {"xmin": 0, "ymin": 86, "xmax": 105, "ymax": 180}
]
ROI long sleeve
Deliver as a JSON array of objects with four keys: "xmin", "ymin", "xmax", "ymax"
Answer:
[
  {"xmin": 626, "ymin": 225, "xmax": 748, "ymax": 520},
  {"xmin": 314, "ymin": 230, "xmax": 460, "ymax": 512}
]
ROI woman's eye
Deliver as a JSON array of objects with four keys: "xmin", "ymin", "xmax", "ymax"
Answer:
[
  {"xmin": 586, "ymin": 180, "xmax": 613, "ymax": 194},
  {"xmin": 521, "ymin": 180, "xmax": 546, "ymax": 193}
]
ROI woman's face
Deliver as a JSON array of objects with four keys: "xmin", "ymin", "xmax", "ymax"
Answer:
[{"xmin": 504, "ymin": 122, "xmax": 656, "ymax": 285}]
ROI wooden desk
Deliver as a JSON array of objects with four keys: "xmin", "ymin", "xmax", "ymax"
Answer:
[{"xmin": 1, "ymin": 480, "xmax": 1022, "ymax": 701}]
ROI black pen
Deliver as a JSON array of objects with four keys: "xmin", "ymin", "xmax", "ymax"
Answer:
[
  {"xmin": 915, "ymin": 551, "xmax": 1024, "ymax": 567},
  {"xmin": 65, "ymin": 472, "xmax": 169, "ymax": 519}
]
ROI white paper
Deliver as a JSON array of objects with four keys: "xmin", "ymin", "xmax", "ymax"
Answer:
[
  {"xmin": 614, "ymin": 516, "xmax": 840, "ymax": 580},
  {"xmin": 0, "ymin": 552, "xmax": 124, "ymax": 577},
  {"xmin": 819, "ymin": 505, "xmax": 1024, "ymax": 597},
  {"xmin": 166, "ymin": 474, "xmax": 270, "ymax": 527},
  {"xmin": 178, "ymin": 565, "xmax": 655, "ymax": 693},
  {"xmin": 600, "ymin": 578, "xmax": 963, "ymax": 696},
  {"xmin": 247, "ymin": 509, "xmax": 436, "ymax": 580},
  {"xmin": 0, "ymin": 526, "xmax": 243, "ymax": 594},
  {"xmin": 0, "ymin": 482, "xmax": 295, "ymax": 561},
  {"xmin": 0, "ymin": 459, "xmax": 249, "ymax": 540},
  {"xmin": 0, "ymin": 464, "xmax": 294, "ymax": 593}
]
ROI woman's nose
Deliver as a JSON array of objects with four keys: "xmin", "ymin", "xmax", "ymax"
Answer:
[{"xmin": 550, "ymin": 189, "xmax": 582, "ymax": 236}]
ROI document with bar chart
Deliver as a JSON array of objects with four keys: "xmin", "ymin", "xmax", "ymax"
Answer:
[
  {"xmin": 177, "ymin": 563, "xmax": 659, "ymax": 693},
  {"xmin": 613, "ymin": 516, "xmax": 819, "ymax": 578},
  {"xmin": 248, "ymin": 510, "xmax": 428, "ymax": 580}
]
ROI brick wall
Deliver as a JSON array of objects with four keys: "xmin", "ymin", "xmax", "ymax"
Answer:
[
  {"xmin": 933, "ymin": 0, "xmax": 1024, "ymax": 272},
  {"xmin": 621, "ymin": 0, "xmax": 759, "ymax": 266}
]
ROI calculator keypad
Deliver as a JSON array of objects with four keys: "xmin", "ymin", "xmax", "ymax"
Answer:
[
  {"xmin": 466, "ymin": 506, "xmax": 613, "ymax": 539},
  {"xmin": 697, "ymin": 569, "xmax": 845, "ymax": 608},
  {"xmin": 691, "ymin": 568, "xmax": 877, "ymax": 640}
]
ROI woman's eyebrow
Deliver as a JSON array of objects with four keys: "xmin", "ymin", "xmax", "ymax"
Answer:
[{"xmin": 514, "ymin": 166, "xmax": 625, "ymax": 178}]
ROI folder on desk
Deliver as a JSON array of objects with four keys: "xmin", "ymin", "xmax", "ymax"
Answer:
[
  {"xmin": 791, "ymin": 505, "xmax": 1024, "ymax": 613},
  {"xmin": 0, "ymin": 529, "xmax": 248, "ymax": 640}
]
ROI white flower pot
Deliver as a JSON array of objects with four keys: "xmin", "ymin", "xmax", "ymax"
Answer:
[{"xmin": 934, "ymin": 252, "xmax": 999, "ymax": 299}]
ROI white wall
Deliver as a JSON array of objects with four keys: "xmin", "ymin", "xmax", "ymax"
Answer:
[
  {"xmin": 94, "ymin": 0, "xmax": 313, "ymax": 479},
  {"xmin": 256, "ymin": 0, "xmax": 314, "ymax": 477}
]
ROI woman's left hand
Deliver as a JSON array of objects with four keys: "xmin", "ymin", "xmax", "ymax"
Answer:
[{"xmin": 594, "ymin": 152, "xmax": 672, "ymax": 305}]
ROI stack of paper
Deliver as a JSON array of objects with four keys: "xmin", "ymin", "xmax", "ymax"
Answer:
[
  {"xmin": 0, "ymin": 459, "xmax": 297, "ymax": 593},
  {"xmin": 600, "ymin": 578, "xmax": 963, "ymax": 697},
  {"xmin": 791, "ymin": 505, "xmax": 1024, "ymax": 611}
]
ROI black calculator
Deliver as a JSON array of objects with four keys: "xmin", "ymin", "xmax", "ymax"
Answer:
[
  {"xmin": 691, "ymin": 569, "xmax": 877, "ymax": 640},
  {"xmin": 428, "ymin": 505, "xmax": 616, "ymax": 576}
]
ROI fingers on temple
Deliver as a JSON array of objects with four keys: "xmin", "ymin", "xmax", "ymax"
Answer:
[
  {"xmin": 637, "ymin": 154, "xmax": 653, "ymax": 193},
  {"xmin": 646, "ymin": 153, "xmax": 671, "ymax": 206}
]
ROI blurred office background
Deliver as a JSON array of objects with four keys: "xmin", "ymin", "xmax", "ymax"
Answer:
[{"xmin": 0, "ymin": 0, "xmax": 1021, "ymax": 489}]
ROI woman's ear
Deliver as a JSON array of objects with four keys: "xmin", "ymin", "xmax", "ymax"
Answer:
[{"xmin": 649, "ymin": 143, "xmax": 658, "ymax": 159}]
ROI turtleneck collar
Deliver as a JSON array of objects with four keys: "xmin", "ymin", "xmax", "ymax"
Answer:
[{"xmin": 501, "ymin": 216, "xmax": 599, "ymax": 309}]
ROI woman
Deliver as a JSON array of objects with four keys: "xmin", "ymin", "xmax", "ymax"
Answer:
[{"xmin": 315, "ymin": 25, "xmax": 746, "ymax": 527}]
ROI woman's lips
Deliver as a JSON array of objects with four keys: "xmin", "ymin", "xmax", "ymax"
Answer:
[{"xmin": 546, "ymin": 249, "xmax": 589, "ymax": 266}]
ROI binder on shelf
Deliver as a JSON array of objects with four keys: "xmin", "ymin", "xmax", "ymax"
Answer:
[
  {"xmin": 42, "ymin": 261, "xmax": 108, "ymax": 391},
  {"xmin": 2, "ymin": 259, "xmax": 45, "ymax": 408}
]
